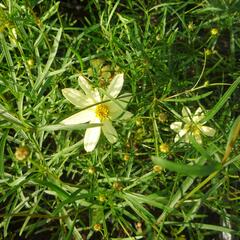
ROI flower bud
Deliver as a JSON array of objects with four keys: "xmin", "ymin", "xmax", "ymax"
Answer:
[
  {"xmin": 112, "ymin": 181, "xmax": 123, "ymax": 191},
  {"xmin": 211, "ymin": 28, "xmax": 218, "ymax": 36},
  {"xmin": 159, "ymin": 112, "xmax": 168, "ymax": 123},
  {"xmin": 88, "ymin": 166, "xmax": 96, "ymax": 175},
  {"xmin": 98, "ymin": 194, "xmax": 106, "ymax": 203},
  {"xmin": 93, "ymin": 223, "xmax": 102, "ymax": 232},
  {"xmin": 188, "ymin": 22, "xmax": 194, "ymax": 31},
  {"xmin": 159, "ymin": 143, "xmax": 170, "ymax": 153},
  {"xmin": 123, "ymin": 153, "xmax": 130, "ymax": 161},
  {"xmin": 15, "ymin": 146, "xmax": 29, "ymax": 161},
  {"xmin": 27, "ymin": 59, "xmax": 34, "ymax": 67},
  {"xmin": 205, "ymin": 49, "xmax": 212, "ymax": 56},
  {"xmin": 153, "ymin": 165, "xmax": 162, "ymax": 173}
]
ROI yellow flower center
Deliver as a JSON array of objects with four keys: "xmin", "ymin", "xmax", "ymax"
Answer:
[
  {"xmin": 185, "ymin": 123, "xmax": 201, "ymax": 136},
  {"xmin": 95, "ymin": 104, "xmax": 109, "ymax": 121}
]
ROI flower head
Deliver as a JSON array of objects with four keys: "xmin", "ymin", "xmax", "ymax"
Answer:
[
  {"xmin": 170, "ymin": 107, "xmax": 216, "ymax": 144},
  {"xmin": 211, "ymin": 28, "xmax": 219, "ymax": 36},
  {"xmin": 15, "ymin": 146, "xmax": 29, "ymax": 161},
  {"xmin": 61, "ymin": 73, "xmax": 132, "ymax": 152}
]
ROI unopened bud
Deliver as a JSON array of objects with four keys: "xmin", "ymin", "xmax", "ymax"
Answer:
[
  {"xmin": 15, "ymin": 146, "xmax": 29, "ymax": 161},
  {"xmin": 159, "ymin": 143, "xmax": 170, "ymax": 153},
  {"xmin": 153, "ymin": 165, "xmax": 162, "ymax": 173},
  {"xmin": 211, "ymin": 28, "xmax": 218, "ymax": 36},
  {"xmin": 93, "ymin": 223, "xmax": 102, "ymax": 232},
  {"xmin": 159, "ymin": 112, "xmax": 168, "ymax": 123},
  {"xmin": 88, "ymin": 166, "xmax": 96, "ymax": 175},
  {"xmin": 112, "ymin": 181, "xmax": 123, "ymax": 191}
]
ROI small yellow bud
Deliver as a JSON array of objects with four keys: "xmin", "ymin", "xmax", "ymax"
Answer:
[
  {"xmin": 205, "ymin": 49, "xmax": 212, "ymax": 56},
  {"xmin": 98, "ymin": 194, "xmax": 106, "ymax": 202},
  {"xmin": 153, "ymin": 165, "xmax": 162, "ymax": 173},
  {"xmin": 176, "ymin": 234, "xmax": 187, "ymax": 240},
  {"xmin": 112, "ymin": 181, "xmax": 123, "ymax": 191},
  {"xmin": 93, "ymin": 223, "xmax": 102, "ymax": 232},
  {"xmin": 188, "ymin": 22, "xmax": 194, "ymax": 31},
  {"xmin": 27, "ymin": 59, "xmax": 34, "ymax": 67},
  {"xmin": 159, "ymin": 112, "xmax": 168, "ymax": 123},
  {"xmin": 88, "ymin": 166, "xmax": 96, "ymax": 175},
  {"xmin": 211, "ymin": 28, "xmax": 218, "ymax": 36},
  {"xmin": 135, "ymin": 222, "xmax": 143, "ymax": 233},
  {"xmin": 135, "ymin": 128, "xmax": 145, "ymax": 141},
  {"xmin": 135, "ymin": 118, "xmax": 143, "ymax": 126},
  {"xmin": 159, "ymin": 143, "xmax": 170, "ymax": 153},
  {"xmin": 123, "ymin": 153, "xmax": 130, "ymax": 161},
  {"xmin": 156, "ymin": 34, "xmax": 161, "ymax": 41},
  {"xmin": 203, "ymin": 80, "xmax": 209, "ymax": 87},
  {"xmin": 15, "ymin": 146, "xmax": 29, "ymax": 161}
]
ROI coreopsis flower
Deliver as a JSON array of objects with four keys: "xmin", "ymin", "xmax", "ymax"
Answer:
[
  {"xmin": 61, "ymin": 73, "xmax": 132, "ymax": 152},
  {"xmin": 170, "ymin": 107, "xmax": 216, "ymax": 144}
]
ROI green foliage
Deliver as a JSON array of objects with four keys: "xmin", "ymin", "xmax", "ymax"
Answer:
[{"xmin": 0, "ymin": 0, "xmax": 239, "ymax": 239}]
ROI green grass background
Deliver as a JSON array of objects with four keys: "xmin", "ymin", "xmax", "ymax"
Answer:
[{"xmin": 0, "ymin": 0, "xmax": 239, "ymax": 239}]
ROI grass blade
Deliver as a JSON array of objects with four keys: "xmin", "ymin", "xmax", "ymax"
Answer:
[
  {"xmin": 0, "ymin": 130, "xmax": 8, "ymax": 175},
  {"xmin": 202, "ymin": 77, "xmax": 240, "ymax": 122},
  {"xmin": 38, "ymin": 123, "xmax": 102, "ymax": 131},
  {"xmin": 33, "ymin": 28, "xmax": 63, "ymax": 92},
  {"xmin": 151, "ymin": 156, "xmax": 221, "ymax": 176},
  {"xmin": 0, "ymin": 103, "xmax": 26, "ymax": 127}
]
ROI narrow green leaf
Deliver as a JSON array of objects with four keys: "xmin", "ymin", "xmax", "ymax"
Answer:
[
  {"xmin": 202, "ymin": 77, "xmax": 240, "ymax": 122},
  {"xmin": 0, "ymin": 33, "xmax": 17, "ymax": 93},
  {"xmin": 165, "ymin": 92, "xmax": 213, "ymax": 102},
  {"xmin": 0, "ymin": 103, "xmax": 26, "ymax": 127},
  {"xmin": 189, "ymin": 135, "xmax": 211, "ymax": 160},
  {"xmin": 124, "ymin": 192, "xmax": 170, "ymax": 211},
  {"xmin": 34, "ymin": 179, "xmax": 70, "ymax": 201},
  {"xmin": 152, "ymin": 157, "xmax": 221, "ymax": 176},
  {"xmin": 111, "ymin": 237, "xmax": 144, "ymax": 240},
  {"xmin": 123, "ymin": 193, "xmax": 155, "ymax": 223},
  {"xmin": 226, "ymin": 115, "xmax": 240, "ymax": 147},
  {"xmin": 41, "ymin": 2, "xmax": 59, "ymax": 22},
  {"xmin": 165, "ymin": 221, "xmax": 237, "ymax": 235},
  {"xmin": 33, "ymin": 28, "xmax": 63, "ymax": 92},
  {"xmin": 38, "ymin": 123, "xmax": 102, "ymax": 131},
  {"xmin": 0, "ymin": 130, "xmax": 8, "ymax": 175},
  {"xmin": 53, "ymin": 189, "xmax": 91, "ymax": 216}
]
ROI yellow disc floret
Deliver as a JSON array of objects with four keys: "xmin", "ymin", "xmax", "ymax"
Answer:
[{"xmin": 95, "ymin": 104, "xmax": 109, "ymax": 121}]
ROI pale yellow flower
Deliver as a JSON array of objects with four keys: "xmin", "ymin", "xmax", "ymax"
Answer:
[
  {"xmin": 61, "ymin": 73, "xmax": 132, "ymax": 152},
  {"xmin": 170, "ymin": 107, "xmax": 216, "ymax": 144}
]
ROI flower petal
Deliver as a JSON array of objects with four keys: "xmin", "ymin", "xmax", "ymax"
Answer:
[
  {"xmin": 84, "ymin": 119, "xmax": 101, "ymax": 152},
  {"xmin": 92, "ymin": 89, "xmax": 101, "ymax": 103},
  {"xmin": 170, "ymin": 122, "xmax": 183, "ymax": 132},
  {"xmin": 194, "ymin": 134, "xmax": 202, "ymax": 144},
  {"xmin": 179, "ymin": 128, "xmax": 188, "ymax": 137},
  {"xmin": 182, "ymin": 106, "xmax": 192, "ymax": 122},
  {"xmin": 174, "ymin": 134, "xmax": 180, "ymax": 142},
  {"xmin": 119, "ymin": 111, "xmax": 133, "ymax": 120},
  {"xmin": 61, "ymin": 109, "xmax": 94, "ymax": 125},
  {"xmin": 62, "ymin": 88, "xmax": 93, "ymax": 108},
  {"xmin": 201, "ymin": 126, "xmax": 216, "ymax": 137},
  {"xmin": 194, "ymin": 107, "xmax": 203, "ymax": 116},
  {"xmin": 184, "ymin": 132, "xmax": 191, "ymax": 143},
  {"xmin": 193, "ymin": 107, "xmax": 204, "ymax": 123},
  {"xmin": 102, "ymin": 120, "xmax": 118, "ymax": 144},
  {"xmin": 106, "ymin": 95, "xmax": 131, "ymax": 120},
  {"xmin": 78, "ymin": 75, "xmax": 92, "ymax": 95},
  {"xmin": 106, "ymin": 73, "xmax": 124, "ymax": 98}
]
